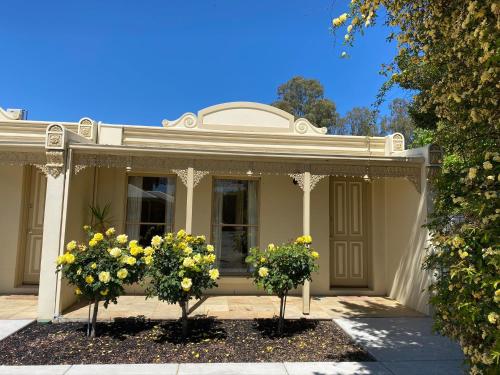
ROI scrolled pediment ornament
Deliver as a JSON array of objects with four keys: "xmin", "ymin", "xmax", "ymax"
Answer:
[
  {"xmin": 162, "ymin": 113, "xmax": 198, "ymax": 129},
  {"xmin": 293, "ymin": 118, "xmax": 327, "ymax": 136}
]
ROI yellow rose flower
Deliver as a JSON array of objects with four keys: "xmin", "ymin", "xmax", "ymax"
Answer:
[
  {"xmin": 109, "ymin": 247, "xmax": 122, "ymax": 258},
  {"xmin": 85, "ymin": 275, "xmax": 94, "ymax": 284},
  {"xmin": 64, "ymin": 253, "xmax": 75, "ymax": 264},
  {"xmin": 459, "ymin": 250, "xmax": 469, "ymax": 259},
  {"xmin": 452, "ymin": 236, "xmax": 465, "ymax": 248},
  {"xmin": 206, "ymin": 244, "xmax": 214, "ymax": 252},
  {"xmin": 83, "ymin": 225, "xmax": 91, "ymax": 231},
  {"xmin": 181, "ymin": 277, "xmax": 192, "ymax": 291},
  {"xmin": 100, "ymin": 289, "xmax": 109, "ymax": 296},
  {"xmin": 144, "ymin": 246, "xmax": 154, "ymax": 256},
  {"xmin": 487, "ymin": 312, "xmax": 498, "ymax": 324},
  {"xmin": 66, "ymin": 241, "xmax": 77, "ymax": 252},
  {"xmin": 267, "ymin": 243, "xmax": 276, "ymax": 251},
  {"xmin": 151, "ymin": 235, "xmax": 163, "ymax": 248},
  {"xmin": 193, "ymin": 254, "xmax": 202, "ymax": 263},
  {"xmin": 116, "ymin": 268, "xmax": 128, "ymax": 279},
  {"xmin": 467, "ymin": 167, "xmax": 477, "ymax": 179},
  {"xmin": 311, "ymin": 251, "xmax": 319, "ymax": 259},
  {"xmin": 258, "ymin": 267, "xmax": 269, "ymax": 277},
  {"xmin": 93, "ymin": 233, "xmax": 104, "ymax": 242},
  {"xmin": 116, "ymin": 234, "xmax": 128, "ymax": 244},
  {"xmin": 177, "ymin": 229, "xmax": 187, "ymax": 239},
  {"xmin": 184, "ymin": 246, "xmax": 193, "ymax": 255},
  {"xmin": 90, "ymin": 262, "xmax": 97, "ymax": 269},
  {"xmin": 98, "ymin": 271, "xmax": 111, "ymax": 283},
  {"xmin": 129, "ymin": 240, "xmax": 138, "ymax": 248},
  {"xmin": 483, "ymin": 161, "xmax": 493, "ymax": 170},
  {"xmin": 260, "ymin": 257, "xmax": 266, "ymax": 263},
  {"xmin": 126, "ymin": 256, "xmax": 137, "ymax": 266},
  {"xmin": 143, "ymin": 255, "xmax": 153, "ymax": 265},
  {"xmin": 196, "ymin": 235, "xmax": 206, "ymax": 242},
  {"xmin": 209, "ymin": 268, "xmax": 219, "ymax": 280},
  {"xmin": 130, "ymin": 246, "xmax": 143, "ymax": 257},
  {"xmin": 74, "ymin": 287, "xmax": 82, "ymax": 295},
  {"xmin": 206, "ymin": 253, "xmax": 216, "ymax": 263},
  {"xmin": 105, "ymin": 227, "xmax": 115, "ymax": 236},
  {"xmin": 56, "ymin": 255, "xmax": 65, "ymax": 265},
  {"xmin": 89, "ymin": 239, "xmax": 98, "ymax": 247},
  {"xmin": 183, "ymin": 257, "xmax": 195, "ymax": 268}
]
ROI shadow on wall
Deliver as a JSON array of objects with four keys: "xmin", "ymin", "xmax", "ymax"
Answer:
[{"xmin": 388, "ymin": 181, "xmax": 431, "ymax": 315}]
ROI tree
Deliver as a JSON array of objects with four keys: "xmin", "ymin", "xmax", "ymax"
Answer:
[
  {"xmin": 332, "ymin": 2, "xmax": 499, "ymax": 373},
  {"xmin": 245, "ymin": 236, "xmax": 319, "ymax": 335},
  {"xmin": 380, "ymin": 98, "xmax": 415, "ymax": 143},
  {"xmin": 272, "ymin": 76, "xmax": 342, "ymax": 133},
  {"xmin": 341, "ymin": 106, "xmax": 378, "ymax": 136},
  {"xmin": 145, "ymin": 230, "xmax": 219, "ymax": 337}
]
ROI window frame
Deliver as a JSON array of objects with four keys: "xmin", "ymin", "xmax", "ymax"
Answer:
[
  {"xmin": 210, "ymin": 175, "xmax": 260, "ymax": 276},
  {"xmin": 124, "ymin": 173, "xmax": 177, "ymax": 242}
]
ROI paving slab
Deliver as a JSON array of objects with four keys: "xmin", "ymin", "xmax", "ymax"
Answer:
[
  {"xmin": 335, "ymin": 317, "xmax": 464, "ymax": 363},
  {"xmin": 284, "ymin": 361, "xmax": 391, "ymax": 375},
  {"xmin": 381, "ymin": 360, "xmax": 465, "ymax": 375},
  {"xmin": 0, "ymin": 319, "xmax": 33, "ymax": 341},
  {"xmin": 66, "ymin": 363, "xmax": 179, "ymax": 374},
  {"xmin": 178, "ymin": 362, "xmax": 287, "ymax": 375},
  {"xmin": 0, "ymin": 365, "xmax": 71, "ymax": 374}
]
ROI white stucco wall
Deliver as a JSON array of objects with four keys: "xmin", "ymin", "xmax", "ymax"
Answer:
[{"xmin": 0, "ymin": 166, "xmax": 24, "ymax": 292}]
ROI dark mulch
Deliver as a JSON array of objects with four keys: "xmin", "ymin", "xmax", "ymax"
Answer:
[{"xmin": 0, "ymin": 318, "xmax": 372, "ymax": 364}]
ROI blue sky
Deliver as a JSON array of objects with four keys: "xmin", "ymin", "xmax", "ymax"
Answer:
[{"xmin": 0, "ymin": 1, "xmax": 406, "ymax": 125}]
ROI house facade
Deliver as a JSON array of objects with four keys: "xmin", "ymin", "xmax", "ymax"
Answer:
[{"xmin": 0, "ymin": 102, "xmax": 441, "ymax": 321}]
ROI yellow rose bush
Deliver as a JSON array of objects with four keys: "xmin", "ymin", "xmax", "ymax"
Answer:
[
  {"xmin": 145, "ymin": 230, "xmax": 219, "ymax": 337},
  {"xmin": 56, "ymin": 226, "xmax": 147, "ymax": 337},
  {"xmin": 245, "ymin": 236, "xmax": 319, "ymax": 334}
]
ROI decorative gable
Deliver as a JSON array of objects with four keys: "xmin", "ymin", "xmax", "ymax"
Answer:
[{"xmin": 162, "ymin": 102, "xmax": 327, "ymax": 136}]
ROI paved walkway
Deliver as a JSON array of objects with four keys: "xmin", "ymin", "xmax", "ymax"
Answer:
[
  {"xmin": 0, "ymin": 295, "xmax": 37, "ymax": 319},
  {"xmin": 0, "ymin": 320, "xmax": 33, "ymax": 341},
  {"xmin": 335, "ymin": 317, "xmax": 465, "ymax": 374},
  {"xmin": 61, "ymin": 295, "xmax": 422, "ymax": 321}
]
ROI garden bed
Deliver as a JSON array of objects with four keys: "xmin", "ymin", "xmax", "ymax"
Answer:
[{"xmin": 0, "ymin": 318, "xmax": 372, "ymax": 364}]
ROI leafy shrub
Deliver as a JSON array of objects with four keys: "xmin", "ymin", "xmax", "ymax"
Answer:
[
  {"xmin": 246, "ymin": 235, "xmax": 319, "ymax": 334},
  {"xmin": 145, "ymin": 229, "xmax": 219, "ymax": 336},
  {"xmin": 424, "ymin": 152, "xmax": 499, "ymax": 373},
  {"xmin": 56, "ymin": 226, "xmax": 147, "ymax": 337}
]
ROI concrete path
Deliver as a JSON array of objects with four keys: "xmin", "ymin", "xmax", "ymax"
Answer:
[
  {"xmin": 0, "ymin": 319, "xmax": 33, "ymax": 341},
  {"xmin": 335, "ymin": 317, "xmax": 465, "ymax": 374},
  {"xmin": 0, "ymin": 362, "xmax": 391, "ymax": 374}
]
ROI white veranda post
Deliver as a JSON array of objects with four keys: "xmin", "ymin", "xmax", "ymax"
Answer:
[
  {"xmin": 302, "ymin": 171, "xmax": 311, "ymax": 315},
  {"xmin": 185, "ymin": 167, "xmax": 194, "ymax": 233}
]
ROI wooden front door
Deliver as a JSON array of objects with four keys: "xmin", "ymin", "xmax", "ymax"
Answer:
[
  {"xmin": 330, "ymin": 177, "xmax": 370, "ymax": 287},
  {"xmin": 23, "ymin": 167, "xmax": 47, "ymax": 284}
]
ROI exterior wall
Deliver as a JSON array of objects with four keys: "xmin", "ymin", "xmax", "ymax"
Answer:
[
  {"xmin": 385, "ymin": 178, "xmax": 430, "ymax": 314},
  {"xmin": 59, "ymin": 166, "xmax": 95, "ymax": 312},
  {"xmin": 0, "ymin": 166, "xmax": 25, "ymax": 292}
]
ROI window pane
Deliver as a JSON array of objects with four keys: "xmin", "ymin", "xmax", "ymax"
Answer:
[
  {"xmin": 126, "ymin": 176, "xmax": 176, "ymax": 243},
  {"xmin": 212, "ymin": 179, "xmax": 258, "ymax": 275}
]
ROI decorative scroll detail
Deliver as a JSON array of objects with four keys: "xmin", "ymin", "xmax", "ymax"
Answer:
[
  {"xmin": 0, "ymin": 151, "xmax": 46, "ymax": 167},
  {"xmin": 46, "ymin": 124, "xmax": 65, "ymax": 149},
  {"xmin": 70, "ymin": 152, "xmax": 422, "ymax": 192},
  {"xmin": 44, "ymin": 150, "xmax": 65, "ymax": 178},
  {"xmin": 78, "ymin": 117, "xmax": 97, "ymax": 141},
  {"xmin": 162, "ymin": 113, "xmax": 198, "ymax": 129},
  {"xmin": 294, "ymin": 118, "xmax": 327, "ymax": 135},
  {"xmin": 288, "ymin": 173, "xmax": 327, "ymax": 191},
  {"xmin": 171, "ymin": 169, "xmax": 209, "ymax": 187}
]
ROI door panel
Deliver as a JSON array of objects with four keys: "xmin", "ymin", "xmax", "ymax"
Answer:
[
  {"xmin": 330, "ymin": 178, "xmax": 369, "ymax": 287},
  {"xmin": 23, "ymin": 167, "xmax": 46, "ymax": 284}
]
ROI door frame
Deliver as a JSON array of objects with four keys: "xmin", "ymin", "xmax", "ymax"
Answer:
[{"xmin": 329, "ymin": 176, "xmax": 373, "ymax": 289}]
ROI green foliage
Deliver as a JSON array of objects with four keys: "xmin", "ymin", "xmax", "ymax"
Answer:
[
  {"xmin": 380, "ymin": 98, "xmax": 415, "ymax": 143},
  {"xmin": 56, "ymin": 226, "xmax": 147, "ymax": 336},
  {"xmin": 89, "ymin": 203, "xmax": 112, "ymax": 232},
  {"xmin": 332, "ymin": 2, "xmax": 499, "ymax": 372},
  {"xmin": 424, "ymin": 152, "xmax": 500, "ymax": 372},
  {"xmin": 410, "ymin": 128, "xmax": 435, "ymax": 149},
  {"xmin": 246, "ymin": 235, "xmax": 319, "ymax": 333},
  {"xmin": 340, "ymin": 106, "xmax": 378, "ymax": 136},
  {"xmin": 271, "ymin": 76, "xmax": 341, "ymax": 133}
]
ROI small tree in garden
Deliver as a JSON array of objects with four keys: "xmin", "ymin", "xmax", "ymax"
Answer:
[
  {"xmin": 56, "ymin": 226, "xmax": 147, "ymax": 337},
  {"xmin": 145, "ymin": 229, "xmax": 219, "ymax": 337},
  {"xmin": 246, "ymin": 235, "xmax": 319, "ymax": 335}
]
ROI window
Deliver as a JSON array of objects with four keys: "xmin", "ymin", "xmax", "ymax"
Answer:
[
  {"xmin": 212, "ymin": 178, "xmax": 258, "ymax": 275},
  {"xmin": 126, "ymin": 176, "xmax": 175, "ymax": 246}
]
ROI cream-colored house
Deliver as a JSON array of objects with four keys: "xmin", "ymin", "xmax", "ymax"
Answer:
[{"xmin": 0, "ymin": 102, "xmax": 441, "ymax": 322}]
